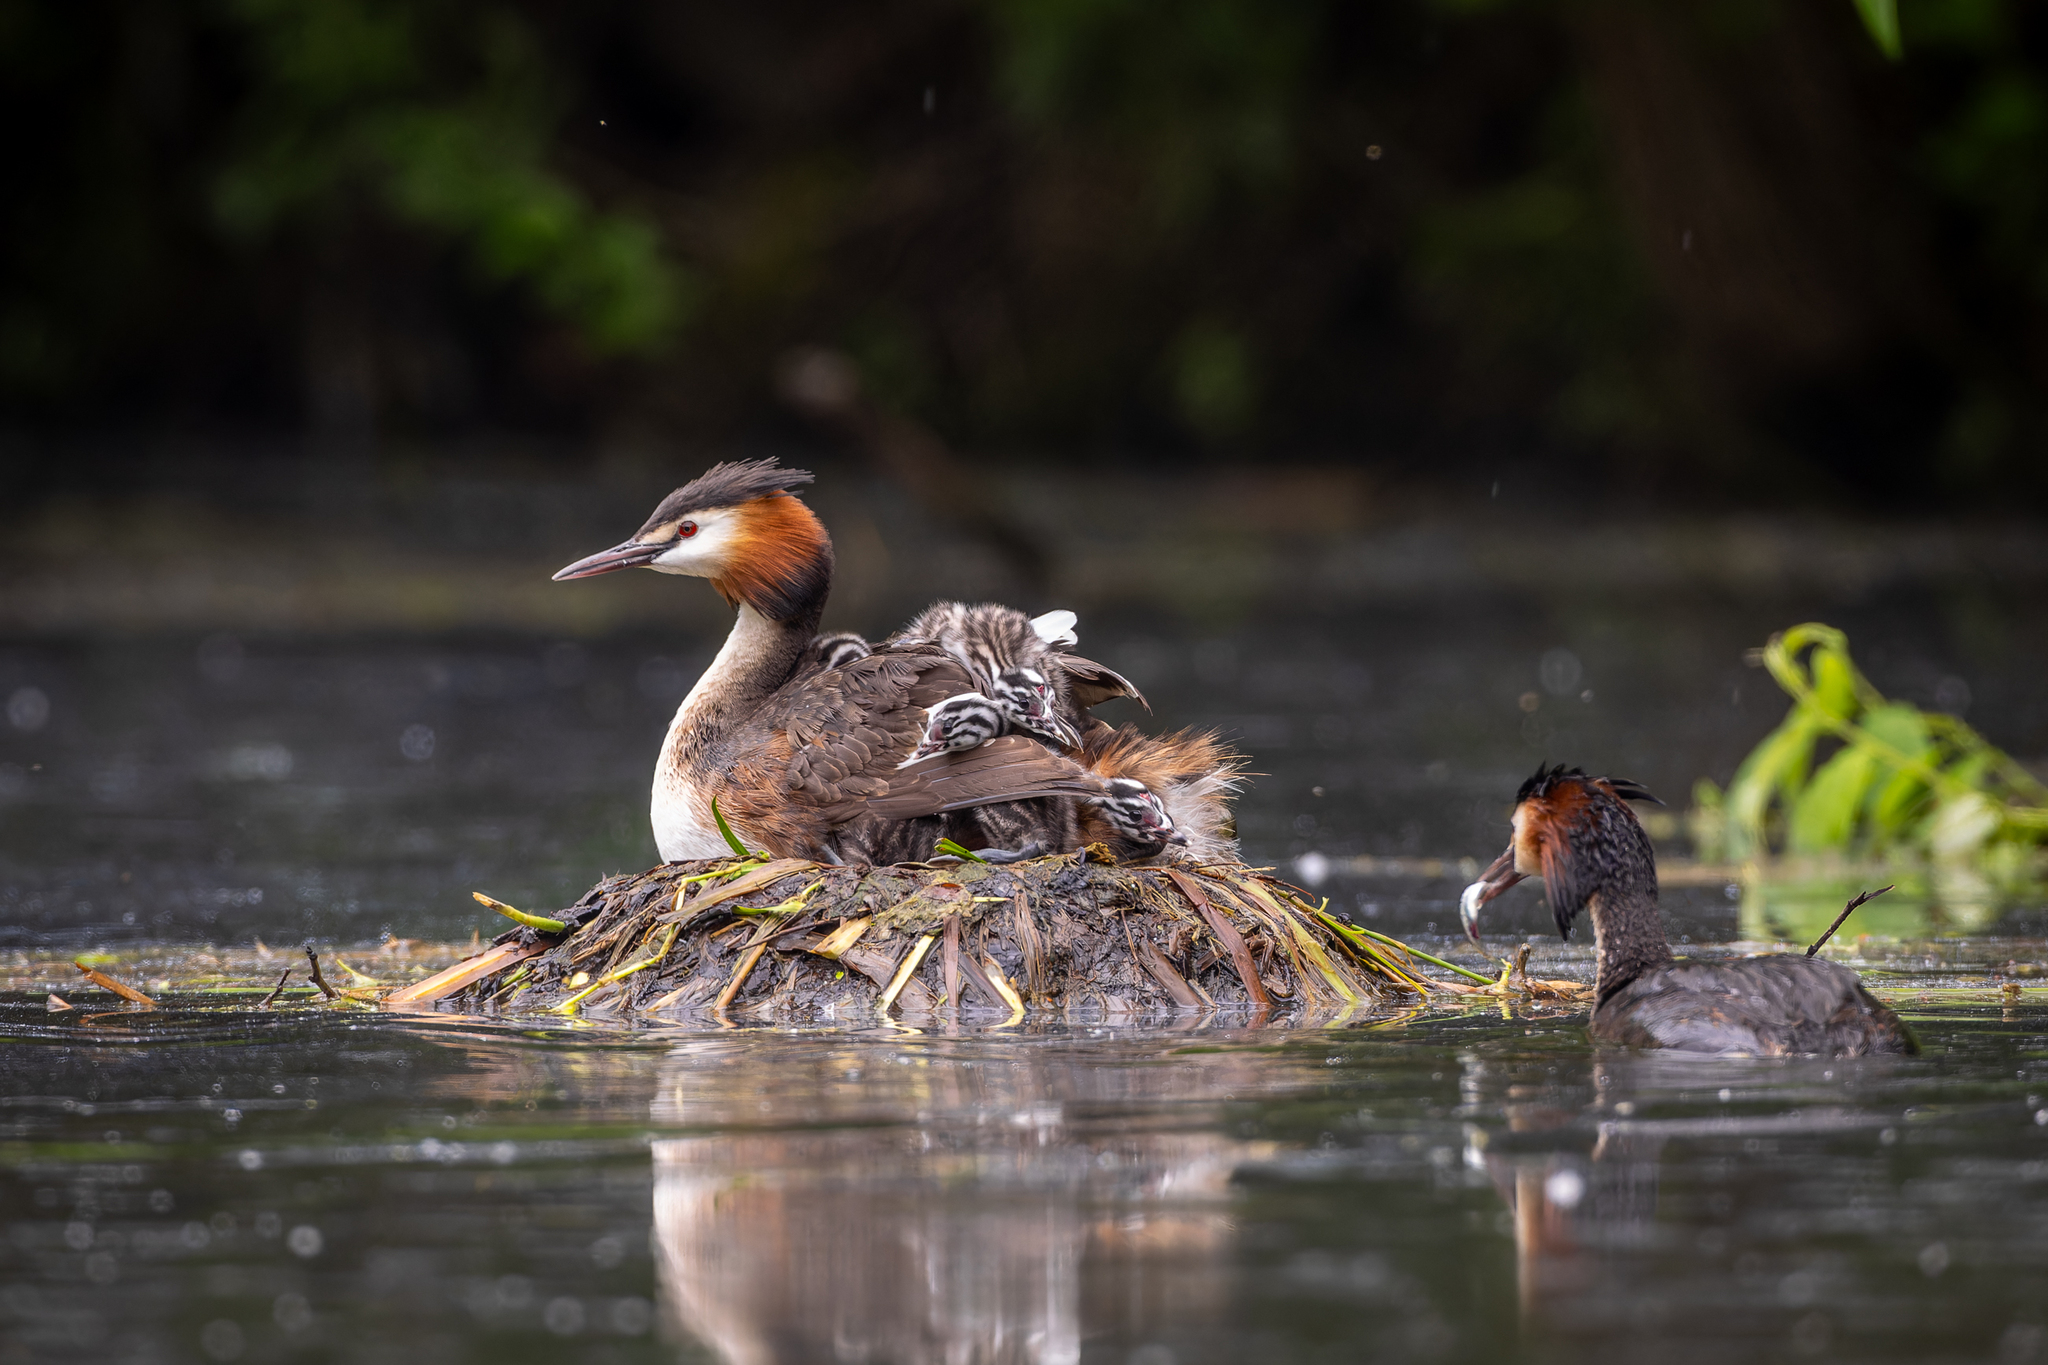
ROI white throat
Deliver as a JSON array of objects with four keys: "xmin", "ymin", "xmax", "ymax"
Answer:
[{"xmin": 651, "ymin": 605, "xmax": 783, "ymax": 861}]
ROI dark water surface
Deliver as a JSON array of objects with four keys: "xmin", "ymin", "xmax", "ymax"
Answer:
[
  {"xmin": 2, "ymin": 1003, "xmax": 2045, "ymax": 1365},
  {"xmin": 5, "ymin": 593, "xmax": 2045, "ymax": 948},
  {"xmin": 5, "ymin": 585, "xmax": 2048, "ymax": 1362}
]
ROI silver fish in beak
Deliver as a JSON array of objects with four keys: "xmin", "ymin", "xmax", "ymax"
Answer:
[{"xmin": 1458, "ymin": 846, "xmax": 1527, "ymax": 943}]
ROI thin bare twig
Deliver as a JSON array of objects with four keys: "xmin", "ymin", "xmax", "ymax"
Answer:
[
  {"xmin": 1807, "ymin": 885, "xmax": 1895, "ymax": 957},
  {"xmin": 305, "ymin": 948, "xmax": 338, "ymax": 1000},
  {"xmin": 259, "ymin": 968, "xmax": 293, "ymax": 1009}
]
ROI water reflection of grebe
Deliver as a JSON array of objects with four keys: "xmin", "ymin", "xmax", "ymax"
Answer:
[
  {"xmin": 647, "ymin": 1039, "xmax": 1271, "ymax": 1365},
  {"xmin": 1466, "ymin": 1052, "xmax": 1894, "ymax": 1335},
  {"xmin": 1461, "ymin": 766, "xmax": 1914, "ymax": 1056}
]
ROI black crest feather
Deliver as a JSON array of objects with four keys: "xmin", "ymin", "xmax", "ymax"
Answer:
[
  {"xmin": 1516, "ymin": 763, "xmax": 1660, "ymax": 942},
  {"xmin": 1516, "ymin": 762, "xmax": 1583, "ymax": 804},
  {"xmin": 638, "ymin": 458, "xmax": 815, "ymax": 536},
  {"xmin": 1517, "ymin": 762, "xmax": 1660, "ymax": 807},
  {"xmin": 1603, "ymin": 776, "xmax": 1664, "ymax": 805}
]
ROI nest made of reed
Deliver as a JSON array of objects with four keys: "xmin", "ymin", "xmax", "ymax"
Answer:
[{"xmin": 446, "ymin": 851, "xmax": 1456, "ymax": 1022}]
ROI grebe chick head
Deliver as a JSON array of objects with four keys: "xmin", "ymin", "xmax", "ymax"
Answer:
[
  {"xmin": 552, "ymin": 458, "xmax": 832, "ymax": 622},
  {"xmin": 991, "ymin": 666, "xmax": 1082, "ymax": 748},
  {"xmin": 1459, "ymin": 764, "xmax": 1662, "ymax": 943},
  {"xmin": 901, "ymin": 693, "xmax": 1006, "ymax": 766},
  {"xmin": 808, "ymin": 631, "xmax": 871, "ymax": 672},
  {"xmin": 1090, "ymin": 778, "xmax": 1185, "ymax": 851}
]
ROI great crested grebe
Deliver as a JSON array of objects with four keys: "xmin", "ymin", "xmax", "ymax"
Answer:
[
  {"xmin": 553, "ymin": 460, "xmax": 1110, "ymax": 865},
  {"xmin": 1461, "ymin": 765, "xmax": 1915, "ymax": 1057}
]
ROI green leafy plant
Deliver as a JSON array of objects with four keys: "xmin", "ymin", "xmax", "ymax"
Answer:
[{"xmin": 1692, "ymin": 623, "xmax": 2048, "ymax": 864}]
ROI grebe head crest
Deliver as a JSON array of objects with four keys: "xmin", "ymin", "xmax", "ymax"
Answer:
[{"xmin": 552, "ymin": 458, "xmax": 833, "ymax": 622}]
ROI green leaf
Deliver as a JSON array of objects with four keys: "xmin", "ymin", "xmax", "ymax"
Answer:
[
  {"xmin": 1788, "ymin": 744, "xmax": 1878, "ymax": 853},
  {"xmin": 1927, "ymin": 790, "xmax": 2001, "ymax": 858},
  {"xmin": 1852, "ymin": 0, "xmax": 1903, "ymax": 61},
  {"xmin": 1861, "ymin": 703, "xmax": 1930, "ymax": 757},
  {"xmin": 1861, "ymin": 703, "xmax": 1933, "ymax": 835},
  {"xmin": 1724, "ymin": 711, "xmax": 1823, "ymax": 856},
  {"xmin": 471, "ymin": 892, "xmax": 566, "ymax": 934},
  {"xmin": 1811, "ymin": 647, "xmax": 1860, "ymax": 720},
  {"xmin": 709, "ymin": 798, "xmax": 751, "ymax": 859},
  {"xmin": 1869, "ymin": 769, "xmax": 1932, "ymax": 836},
  {"xmin": 934, "ymin": 838, "xmax": 990, "ymax": 864}
]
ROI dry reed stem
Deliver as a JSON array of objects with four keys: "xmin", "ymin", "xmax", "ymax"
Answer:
[
  {"xmin": 1164, "ymin": 870, "xmax": 1270, "ymax": 1008},
  {"xmin": 942, "ymin": 916, "xmax": 963, "ymax": 1010},
  {"xmin": 73, "ymin": 960, "xmax": 156, "ymax": 1008},
  {"xmin": 879, "ymin": 934, "xmax": 938, "ymax": 1013}
]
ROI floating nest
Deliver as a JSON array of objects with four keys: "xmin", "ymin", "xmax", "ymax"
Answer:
[{"xmin": 387, "ymin": 851, "xmax": 1497, "ymax": 1022}]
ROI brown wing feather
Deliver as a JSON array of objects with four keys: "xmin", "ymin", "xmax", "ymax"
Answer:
[
  {"xmin": 1059, "ymin": 654, "xmax": 1150, "ymax": 712},
  {"xmin": 844, "ymin": 735, "xmax": 1107, "ymax": 820},
  {"xmin": 774, "ymin": 649, "xmax": 974, "ymax": 797}
]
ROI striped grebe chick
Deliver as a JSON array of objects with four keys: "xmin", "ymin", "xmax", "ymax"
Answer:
[
  {"xmin": 803, "ymin": 631, "xmax": 871, "ymax": 674},
  {"xmin": 552, "ymin": 460, "xmax": 1111, "ymax": 866},
  {"xmin": 1460, "ymin": 765, "xmax": 1915, "ymax": 1057},
  {"xmin": 1072, "ymin": 721, "xmax": 1243, "ymax": 863},
  {"xmin": 891, "ymin": 601, "xmax": 1145, "ymax": 753}
]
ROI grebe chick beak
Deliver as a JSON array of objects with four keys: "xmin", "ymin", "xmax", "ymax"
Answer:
[
  {"xmin": 553, "ymin": 538, "xmax": 668, "ymax": 580},
  {"xmin": 1036, "ymin": 712, "xmax": 1084, "ymax": 749},
  {"xmin": 1459, "ymin": 846, "xmax": 1526, "ymax": 943}
]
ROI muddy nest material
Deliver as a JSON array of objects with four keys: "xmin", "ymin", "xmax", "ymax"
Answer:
[{"xmin": 390, "ymin": 853, "xmax": 1473, "ymax": 1021}]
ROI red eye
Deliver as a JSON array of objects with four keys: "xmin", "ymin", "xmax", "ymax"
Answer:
[{"xmin": 677, "ymin": 521, "xmax": 697, "ymax": 538}]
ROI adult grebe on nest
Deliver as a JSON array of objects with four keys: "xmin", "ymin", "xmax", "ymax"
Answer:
[
  {"xmin": 1461, "ymin": 765, "xmax": 1914, "ymax": 1057},
  {"xmin": 552, "ymin": 459, "xmax": 1239, "ymax": 867}
]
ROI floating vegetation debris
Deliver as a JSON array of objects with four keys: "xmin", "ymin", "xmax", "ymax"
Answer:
[
  {"xmin": 73, "ymin": 958, "xmax": 156, "ymax": 1008},
  {"xmin": 397, "ymin": 855, "xmax": 1498, "ymax": 1021},
  {"xmin": 1692, "ymin": 624, "xmax": 2048, "ymax": 871},
  {"xmin": 258, "ymin": 967, "xmax": 293, "ymax": 1008},
  {"xmin": 473, "ymin": 891, "xmax": 567, "ymax": 934}
]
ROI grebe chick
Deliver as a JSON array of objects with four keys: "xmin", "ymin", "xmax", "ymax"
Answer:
[
  {"xmin": 1460, "ymin": 765, "xmax": 1915, "ymax": 1057},
  {"xmin": 901, "ymin": 693, "xmax": 1007, "ymax": 765},
  {"xmin": 891, "ymin": 602, "xmax": 1146, "ymax": 753},
  {"xmin": 803, "ymin": 631, "xmax": 871, "ymax": 674},
  {"xmin": 1089, "ymin": 778, "xmax": 1187, "ymax": 857},
  {"xmin": 1073, "ymin": 721, "xmax": 1243, "ymax": 863},
  {"xmin": 553, "ymin": 459, "xmax": 1110, "ymax": 865}
]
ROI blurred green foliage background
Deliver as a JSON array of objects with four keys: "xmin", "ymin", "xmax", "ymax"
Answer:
[{"xmin": 3, "ymin": 0, "xmax": 2044, "ymax": 504}]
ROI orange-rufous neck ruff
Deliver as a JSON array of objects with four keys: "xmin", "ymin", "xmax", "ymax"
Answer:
[{"xmin": 710, "ymin": 493, "xmax": 834, "ymax": 623}]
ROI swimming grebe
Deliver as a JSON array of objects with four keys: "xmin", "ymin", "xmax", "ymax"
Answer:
[
  {"xmin": 1460, "ymin": 765, "xmax": 1914, "ymax": 1057},
  {"xmin": 553, "ymin": 460, "xmax": 1109, "ymax": 865}
]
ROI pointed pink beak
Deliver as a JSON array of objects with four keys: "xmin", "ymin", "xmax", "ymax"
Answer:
[{"xmin": 553, "ymin": 540, "xmax": 665, "ymax": 581}]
